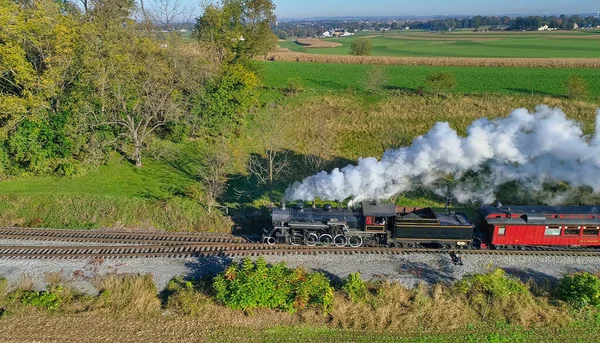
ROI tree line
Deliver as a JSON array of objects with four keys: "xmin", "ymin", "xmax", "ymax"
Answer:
[
  {"xmin": 275, "ymin": 14, "xmax": 600, "ymax": 38},
  {"xmin": 408, "ymin": 15, "xmax": 600, "ymax": 31},
  {"xmin": 0, "ymin": 0, "xmax": 276, "ymax": 177}
]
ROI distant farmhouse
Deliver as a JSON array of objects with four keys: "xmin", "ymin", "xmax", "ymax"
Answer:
[{"xmin": 321, "ymin": 29, "xmax": 354, "ymax": 38}]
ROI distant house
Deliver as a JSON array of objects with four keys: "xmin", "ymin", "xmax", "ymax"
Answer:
[
  {"xmin": 537, "ymin": 24, "xmax": 549, "ymax": 31},
  {"xmin": 573, "ymin": 23, "xmax": 579, "ymax": 29},
  {"xmin": 322, "ymin": 31, "xmax": 332, "ymax": 38}
]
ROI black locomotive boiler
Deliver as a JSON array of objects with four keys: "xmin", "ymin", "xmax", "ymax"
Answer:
[{"xmin": 263, "ymin": 201, "xmax": 474, "ymax": 248}]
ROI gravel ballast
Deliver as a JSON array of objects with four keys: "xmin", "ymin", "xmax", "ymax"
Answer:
[{"xmin": 1, "ymin": 238, "xmax": 599, "ymax": 292}]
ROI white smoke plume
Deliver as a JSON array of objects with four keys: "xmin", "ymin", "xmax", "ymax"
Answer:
[{"xmin": 285, "ymin": 105, "xmax": 600, "ymax": 204}]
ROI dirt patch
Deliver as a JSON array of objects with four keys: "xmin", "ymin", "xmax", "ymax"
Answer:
[{"xmin": 295, "ymin": 38, "xmax": 343, "ymax": 48}]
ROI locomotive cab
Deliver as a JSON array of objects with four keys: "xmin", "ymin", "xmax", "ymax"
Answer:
[{"xmin": 361, "ymin": 202, "xmax": 396, "ymax": 232}]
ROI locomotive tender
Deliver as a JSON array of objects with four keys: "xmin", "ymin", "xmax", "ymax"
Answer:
[
  {"xmin": 264, "ymin": 202, "xmax": 600, "ymax": 249},
  {"xmin": 263, "ymin": 201, "xmax": 474, "ymax": 248}
]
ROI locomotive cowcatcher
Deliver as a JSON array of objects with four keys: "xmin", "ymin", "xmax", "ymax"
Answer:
[{"xmin": 263, "ymin": 201, "xmax": 474, "ymax": 248}]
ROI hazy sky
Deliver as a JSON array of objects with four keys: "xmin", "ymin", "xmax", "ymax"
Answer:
[{"xmin": 273, "ymin": 0, "xmax": 599, "ymax": 18}]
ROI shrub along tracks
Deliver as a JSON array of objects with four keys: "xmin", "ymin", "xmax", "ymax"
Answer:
[{"xmin": 0, "ymin": 228, "xmax": 600, "ymax": 259}]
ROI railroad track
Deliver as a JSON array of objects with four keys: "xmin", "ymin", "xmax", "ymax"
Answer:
[
  {"xmin": 2, "ymin": 242, "xmax": 600, "ymax": 259},
  {"xmin": 0, "ymin": 228, "xmax": 248, "ymax": 245}
]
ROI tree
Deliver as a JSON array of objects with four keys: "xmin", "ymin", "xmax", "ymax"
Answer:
[
  {"xmin": 193, "ymin": 63, "xmax": 259, "ymax": 135},
  {"xmin": 0, "ymin": 0, "xmax": 78, "ymax": 139},
  {"xmin": 247, "ymin": 106, "xmax": 290, "ymax": 202},
  {"xmin": 349, "ymin": 38, "xmax": 372, "ymax": 56},
  {"xmin": 149, "ymin": 0, "xmax": 192, "ymax": 29},
  {"xmin": 198, "ymin": 140, "xmax": 231, "ymax": 214},
  {"xmin": 303, "ymin": 116, "xmax": 333, "ymax": 173},
  {"xmin": 564, "ymin": 75, "xmax": 588, "ymax": 99},
  {"xmin": 85, "ymin": 3, "xmax": 183, "ymax": 167},
  {"xmin": 195, "ymin": 0, "xmax": 277, "ymax": 63},
  {"xmin": 362, "ymin": 65, "xmax": 388, "ymax": 94},
  {"xmin": 425, "ymin": 72, "xmax": 457, "ymax": 96}
]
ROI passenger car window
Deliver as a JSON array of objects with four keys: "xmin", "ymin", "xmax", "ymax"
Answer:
[
  {"xmin": 563, "ymin": 227, "xmax": 580, "ymax": 236},
  {"xmin": 544, "ymin": 227, "xmax": 561, "ymax": 236}
]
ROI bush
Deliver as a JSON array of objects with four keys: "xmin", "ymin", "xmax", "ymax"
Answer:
[
  {"xmin": 283, "ymin": 77, "xmax": 304, "ymax": 96},
  {"xmin": 558, "ymin": 272, "xmax": 600, "ymax": 308},
  {"xmin": 455, "ymin": 269, "xmax": 529, "ymax": 299},
  {"xmin": 564, "ymin": 75, "xmax": 588, "ymax": 99},
  {"xmin": 453, "ymin": 269, "xmax": 554, "ymax": 325},
  {"xmin": 349, "ymin": 38, "xmax": 372, "ymax": 56},
  {"xmin": 425, "ymin": 72, "xmax": 457, "ymax": 96},
  {"xmin": 93, "ymin": 274, "xmax": 161, "ymax": 316},
  {"xmin": 213, "ymin": 257, "xmax": 334, "ymax": 313},
  {"xmin": 165, "ymin": 276, "xmax": 213, "ymax": 316},
  {"xmin": 20, "ymin": 288, "xmax": 63, "ymax": 310},
  {"xmin": 362, "ymin": 66, "xmax": 388, "ymax": 94},
  {"xmin": 342, "ymin": 272, "xmax": 367, "ymax": 303}
]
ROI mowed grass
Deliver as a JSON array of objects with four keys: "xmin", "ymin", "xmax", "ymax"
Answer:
[
  {"xmin": 0, "ymin": 154, "xmax": 191, "ymax": 198},
  {"xmin": 0, "ymin": 154, "xmax": 231, "ymax": 231},
  {"xmin": 261, "ymin": 61, "xmax": 600, "ymax": 97},
  {"xmin": 279, "ymin": 30, "xmax": 600, "ymax": 58}
]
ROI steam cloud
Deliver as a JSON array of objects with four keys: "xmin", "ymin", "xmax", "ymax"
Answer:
[{"xmin": 284, "ymin": 105, "xmax": 600, "ymax": 204}]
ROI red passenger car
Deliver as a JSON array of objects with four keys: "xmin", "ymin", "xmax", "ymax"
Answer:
[{"xmin": 478, "ymin": 205, "xmax": 600, "ymax": 249}]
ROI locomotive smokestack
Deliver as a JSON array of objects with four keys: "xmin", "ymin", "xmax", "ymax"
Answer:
[
  {"xmin": 445, "ymin": 197, "xmax": 452, "ymax": 215},
  {"xmin": 281, "ymin": 201, "xmax": 286, "ymax": 210}
]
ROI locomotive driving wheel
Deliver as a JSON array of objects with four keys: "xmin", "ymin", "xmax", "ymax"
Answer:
[
  {"xmin": 290, "ymin": 233, "xmax": 303, "ymax": 246},
  {"xmin": 348, "ymin": 236, "xmax": 363, "ymax": 248},
  {"xmin": 318, "ymin": 234, "xmax": 333, "ymax": 245},
  {"xmin": 333, "ymin": 234, "xmax": 347, "ymax": 247},
  {"xmin": 305, "ymin": 233, "xmax": 319, "ymax": 246}
]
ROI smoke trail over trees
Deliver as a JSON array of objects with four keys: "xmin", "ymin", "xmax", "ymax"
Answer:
[{"xmin": 285, "ymin": 106, "xmax": 600, "ymax": 204}]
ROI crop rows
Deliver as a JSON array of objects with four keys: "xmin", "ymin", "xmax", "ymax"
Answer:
[{"xmin": 266, "ymin": 52, "xmax": 600, "ymax": 68}]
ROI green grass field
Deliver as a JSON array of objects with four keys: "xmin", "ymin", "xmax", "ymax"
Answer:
[
  {"xmin": 278, "ymin": 30, "xmax": 600, "ymax": 58},
  {"xmin": 0, "ymin": 154, "xmax": 231, "ymax": 231},
  {"xmin": 212, "ymin": 324, "xmax": 600, "ymax": 343},
  {"xmin": 0, "ymin": 155, "xmax": 191, "ymax": 198},
  {"xmin": 261, "ymin": 61, "xmax": 600, "ymax": 97}
]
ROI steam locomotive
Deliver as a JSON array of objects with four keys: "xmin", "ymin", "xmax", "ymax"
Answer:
[
  {"xmin": 263, "ymin": 201, "xmax": 474, "ymax": 248},
  {"xmin": 263, "ymin": 201, "xmax": 600, "ymax": 249}
]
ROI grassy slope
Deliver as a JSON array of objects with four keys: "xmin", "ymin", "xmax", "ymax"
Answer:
[
  {"xmin": 0, "ymin": 155, "xmax": 190, "ymax": 198},
  {"xmin": 0, "ymin": 154, "xmax": 230, "ymax": 231},
  {"xmin": 242, "ymin": 90, "xmax": 600, "ymax": 211},
  {"xmin": 261, "ymin": 61, "xmax": 600, "ymax": 97},
  {"xmin": 280, "ymin": 30, "xmax": 600, "ymax": 58}
]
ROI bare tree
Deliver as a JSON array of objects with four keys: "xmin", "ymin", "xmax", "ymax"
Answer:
[
  {"xmin": 303, "ymin": 117, "xmax": 333, "ymax": 173},
  {"xmin": 149, "ymin": 0, "xmax": 192, "ymax": 29},
  {"xmin": 247, "ymin": 106, "xmax": 291, "ymax": 202},
  {"xmin": 362, "ymin": 65, "xmax": 388, "ymax": 94},
  {"xmin": 199, "ymin": 140, "xmax": 231, "ymax": 214}
]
